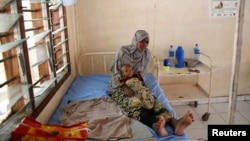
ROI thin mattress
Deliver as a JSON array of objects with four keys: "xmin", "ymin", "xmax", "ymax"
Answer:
[{"xmin": 48, "ymin": 73, "xmax": 189, "ymax": 141}]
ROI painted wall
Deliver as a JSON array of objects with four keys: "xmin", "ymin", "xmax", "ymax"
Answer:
[
  {"xmin": 38, "ymin": 1, "xmax": 250, "ymax": 122},
  {"xmin": 71, "ymin": 0, "xmax": 249, "ymax": 97},
  {"xmin": 239, "ymin": 1, "xmax": 250, "ymax": 95},
  {"xmin": 37, "ymin": 0, "xmax": 250, "ymax": 123}
]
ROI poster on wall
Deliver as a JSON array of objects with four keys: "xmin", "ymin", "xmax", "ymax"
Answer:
[{"xmin": 209, "ymin": 0, "xmax": 238, "ymax": 18}]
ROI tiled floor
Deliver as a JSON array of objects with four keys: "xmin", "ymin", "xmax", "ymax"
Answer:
[{"xmin": 172, "ymin": 100, "xmax": 250, "ymax": 140}]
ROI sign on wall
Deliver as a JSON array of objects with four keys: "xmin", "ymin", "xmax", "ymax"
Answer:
[{"xmin": 209, "ymin": 0, "xmax": 238, "ymax": 18}]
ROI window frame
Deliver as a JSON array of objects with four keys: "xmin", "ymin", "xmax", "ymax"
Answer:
[{"xmin": 0, "ymin": 0, "xmax": 71, "ymax": 138}]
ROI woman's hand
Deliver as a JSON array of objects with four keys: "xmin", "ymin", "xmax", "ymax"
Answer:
[
  {"xmin": 122, "ymin": 84, "xmax": 135, "ymax": 97},
  {"xmin": 137, "ymin": 71, "xmax": 142, "ymax": 76},
  {"xmin": 114, "ymin": 77, "xmax": 123, "ymax": 86}
]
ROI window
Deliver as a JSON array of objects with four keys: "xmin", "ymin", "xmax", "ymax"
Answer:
[{"xmin": 0, "ymin": 0, "xmax": 70, "ymax": 139}]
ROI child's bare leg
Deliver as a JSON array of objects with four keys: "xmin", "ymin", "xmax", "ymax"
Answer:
[
  {"xmin": 174, "ymin": 111, "xmax": 194, "ymax": 135},
  {"xmin": 152, "ymin": 115, "xmax": 168, "ymax": 137}
]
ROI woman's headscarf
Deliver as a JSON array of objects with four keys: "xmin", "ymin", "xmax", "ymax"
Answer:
[{"xmin": 108, "ymin": 30, "xmax": 152, "ymax": 93}]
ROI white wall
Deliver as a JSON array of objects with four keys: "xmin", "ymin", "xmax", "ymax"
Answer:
[
  {"xmin": 37, "ymin": 0, "xmax": 250, "ymax": 123},
  {"xmin": 239, "ymin": 1, "xmax": 250, "ymax": 95},
  {"xmin": 72, "ymin": 0, "xmax": 250, "ymax": 97}
]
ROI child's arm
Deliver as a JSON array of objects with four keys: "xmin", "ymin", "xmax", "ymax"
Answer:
[{"xmin": 114, "ymin": 77, "xmax": 124, "ymax": 86}]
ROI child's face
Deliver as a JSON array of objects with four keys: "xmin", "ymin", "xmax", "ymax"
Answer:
[{"xmin": 122, "ymin": 66, "xmax": 133, "ymax": 77}]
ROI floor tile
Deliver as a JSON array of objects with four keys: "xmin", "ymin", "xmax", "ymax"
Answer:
[
  {"xmin": 192, "ymin": 103, "xmax": 217, "ymax": 116},
  {"xmin": 239, "ymin": 110, "xmax": 250, "ymax": 121},
  {"xmin": 246, "ymin": 101, "xmax": 250, "ymax": 104},
  {"xmin": 172, "ymin": 100, "xmax": 250, "ymax": 141},
  {"xmin": 236, "ymin": 101, "xmax": 250, "ymax": 111},
  {"xmin": 210, "ymin": 102, "xmax": 229, "ymax": 113},
  {"xmin": 185, "ymin": 128, "xmax": 207, "ymax": 140},
  {"xmin": 200, "ymin": 113, "xmax": 227, "ymax": 126},
  {"xmin": 219, "ymin": 111, "xmax": 249, "ymax": 124}
]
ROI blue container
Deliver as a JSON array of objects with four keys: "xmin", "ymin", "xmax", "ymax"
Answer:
[
  {"xmin": 163, "ymin": 58, "xmax": 170, "ymax": 66},
  {"xmin": 175, "ymin": 46, "xmax": 185, "ymax": 68}
]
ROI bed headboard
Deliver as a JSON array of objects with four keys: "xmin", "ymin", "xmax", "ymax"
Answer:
[{"xmin": 78, "ymin": 52, "xmax": 160, "ymax": 80}]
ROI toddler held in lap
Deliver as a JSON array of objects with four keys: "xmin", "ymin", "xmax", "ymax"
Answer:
[{"xmin": 115, "ymin": 64, "xmax": 156, "ymax": 110}]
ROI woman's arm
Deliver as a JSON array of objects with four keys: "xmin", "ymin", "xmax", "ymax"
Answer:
[
  {"xmin": 122, "ymin": 84, "xmax": 135, "ymax": 97},
  {"xmin": 116, "ymin": 77, "xmax": 135, "ymax": 97}
]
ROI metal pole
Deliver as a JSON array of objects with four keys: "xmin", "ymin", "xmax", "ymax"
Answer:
[{"xmin": 228, "ymin": 0, "xmax": 245, "ymax": 124}]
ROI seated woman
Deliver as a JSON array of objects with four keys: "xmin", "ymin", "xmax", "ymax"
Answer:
[{"xmin": 107, "ymin": 30, "xmax": 194, "ymax": 137}]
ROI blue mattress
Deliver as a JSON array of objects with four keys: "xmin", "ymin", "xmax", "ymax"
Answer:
[{"xmin": 48, "ymin": 73, "xmax": 189, "ymax": 141}]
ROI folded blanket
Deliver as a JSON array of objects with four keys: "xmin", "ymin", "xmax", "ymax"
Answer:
[
  {"xmin": 60, "ymin": 97, "xmax": 132, "ymax": 140},
  {"xmin": 88, "ymin": 114, "xmax": 131, "ymax": 140}
]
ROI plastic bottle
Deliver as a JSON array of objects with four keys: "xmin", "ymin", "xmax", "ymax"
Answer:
[
  {"xmin": 168, "ymin": 45, "xmax": 175, "ymax": 67},
  {"xmin": 175, "ymin": 46, "xmax": 185, "ymax": 68},
  {"xmin": 194, "ymin": 43, "xmax": 200, "ymax": 64},
  {"xmin": 163, "ymin": 58, "xmax": 170, "ymax": 71}
]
